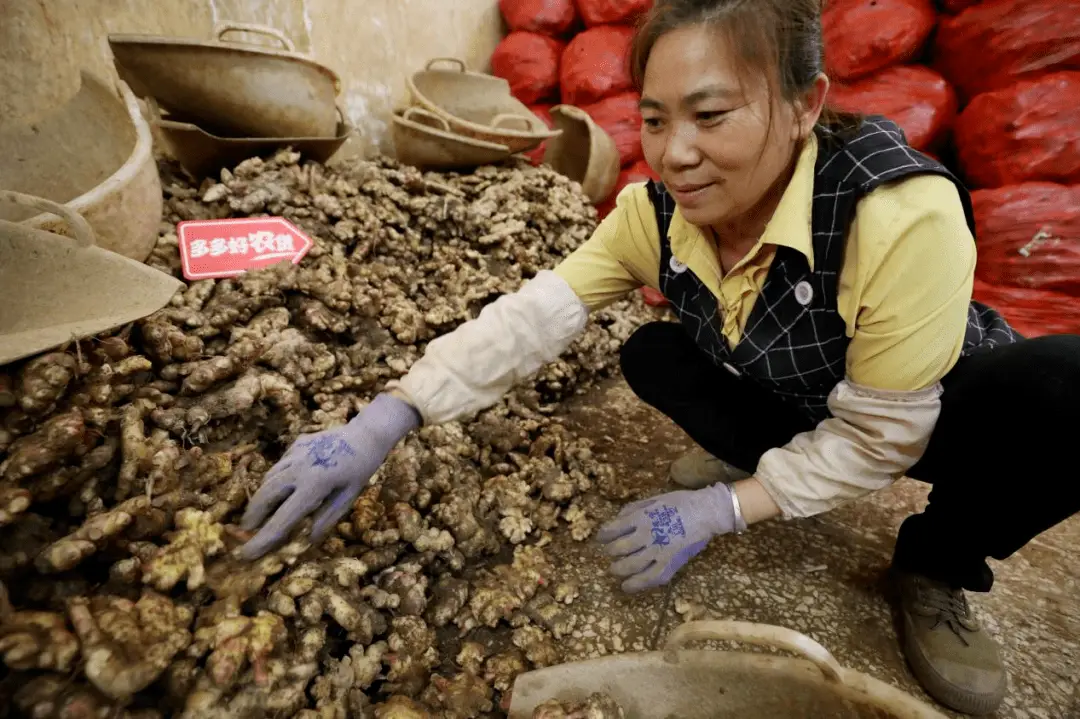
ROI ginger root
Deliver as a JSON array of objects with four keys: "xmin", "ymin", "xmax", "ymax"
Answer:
[
  {"xmin": 298, "ymin": 585, "xmax": 386, "ymax": 645},
  {"xmin": 373, "ymin": 695, "xmax": 436, "ymax": 719},
  {"xmin": 426, "ymin": 576, "xmax": 469, "ymax": 629},
  {"xmin": 0, "ymin": 485, "xmax": 31, "ymax": 526},
  {"xmin": 151, "ymin": 370, "xmax": 301, "ymax": 435},
  {"xmin": 192, "ymin": 610, "xmax": 287, "ymax": 689},
  {"xmin": 142, "ymin": 508, "xmax": 226, "ymax": 591},
  {"xmin": 0, "ymin": 410, "xmax": 88, "ymax": 483},
  {"xmin": 466, "ymin": 545, "xmax": 552, "ymax": 628},
  {"xmin": 15, "ymin": 352, "xmax": 79, "ymax": 415},
  {"xmin": 377, "ymin": 562, "xmax": 429, "ymax": 616},
  {"xmin": 564, "ymin": 501, "xmax": 596, "ymax": 542},
  {"xmin": 531, "ymin": 692, "xmax": 626, "ymax": 719},
  {"xmin": 0, "ymin": 609, "xmax": 79, "ymax": 671},
  {"xmin": 384, "ymin": 616, "xmax": 439, "ymax": 697},
  {"xmin": 485, "ymin": 648, "xmax": 528, "ymax": 693},
  {"xmin": 36, "ymin": 496, "xmax": 151, "ymax": 573},
  {"xmin": 305, "ymin": 640, "xmax": 387, "ymax": 719},
  {"xmin": 68, "ymin": 590, "xmax": 194, "ymax": 699},
  {"xmin": 421, "ymin": 671, "xmax": 494, "ymax": 718},
  {"xmin": 10, "ymin": 674, "xmax": 154, "ymax": 719},
  {"xmin": 204, "ymin": 537, "xmax": 310, "ymax": 602},
  {"xmin": 0, "ymin": 150, "xmax": 652, "ymax": 716},
  {"xmin": 524, "ymin": 592, "xmax": 576, "ymax": 638},
  {"xmin": 513, "ymin": 625, "xmax": 561, "ymax": 669}
]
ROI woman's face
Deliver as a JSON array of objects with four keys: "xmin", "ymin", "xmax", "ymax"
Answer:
[{"xmin": 639, "ymin": 24, "xmax": 825, "ymax": 231}]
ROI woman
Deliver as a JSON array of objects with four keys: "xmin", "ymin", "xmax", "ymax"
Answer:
[{"xmin": 237, "ymin": 0, "xmax": 1080, "ymax": 714}]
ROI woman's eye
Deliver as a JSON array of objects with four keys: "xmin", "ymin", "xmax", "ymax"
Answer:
[
  {"xmin": 697, "ymin": 111, "xmax": 728, "ymax": 125},
  {"xmin": 642, "ymin": 117, "xmax": 664, "ymax": 130}
]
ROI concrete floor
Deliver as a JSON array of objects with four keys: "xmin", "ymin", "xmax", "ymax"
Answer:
[{"xmin": 543, "ymin": 379, "xmax": 1080, "ymax": 719}]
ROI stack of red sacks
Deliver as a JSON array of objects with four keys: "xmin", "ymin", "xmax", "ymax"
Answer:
[
  {"xmin": 934, "ymin": 0, "xmax": 1080, "ymax": 336},
  {"xmin": 491, "ymin": 0, "xmax": 660, "ymax": 221},
  {"xmin": 493, "ymin": 0, "xmax": 1080, "ymax": 325},
  {"xmin": 822, "ymin": 0, "xmax": 956, "ymax": 156},
  {"xmin": 823, "ymin": 0, "xmax": 1080, "ymax": 333},
  {"xmin": 492, "ymin": 0, "xmax": 669, "ymax": 306}
]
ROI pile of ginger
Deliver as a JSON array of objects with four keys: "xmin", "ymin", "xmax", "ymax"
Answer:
[{"xmin": 0, "ymin": 150, "xmax": 658, "ymax": 717}]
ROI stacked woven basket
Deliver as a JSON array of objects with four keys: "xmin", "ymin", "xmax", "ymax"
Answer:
[{"xmin": 394, "ymin": 58, "xmax": 622, "ymax": 205}]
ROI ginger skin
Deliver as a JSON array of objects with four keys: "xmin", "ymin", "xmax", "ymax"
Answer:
[{"xmin": 0, "ymin": 149, "xmax": 652, "ymax": 717}]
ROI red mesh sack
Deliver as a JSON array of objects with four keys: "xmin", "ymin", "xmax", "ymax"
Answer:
[
  {"xmin": 560, "ymin": 25, "xmax": 635, "ymax": 105},
  {"xmin": 823, "ymin": 0, "xmax": 937, "ymax": 81},
  {"xmin": 595, "ymin": 159, "xmax": 658, "ymax": 218},
  {"xmin": 524, "ymin": 104, "xmax": 555, "ymax": 165},
  {"xmin": 582, "ymin": 92, "xmax": 643, "ymax": 168},
  {"xmin": 827, "ymin": 65, "xmax": 957, "ymax": 151},
  {"xmin": 491, "ymin": 32, "xmax": 563, "ymax": 104},
  {"xmin": 941, "ymin": 0, "xmax": 980, "ymax": 11},
  {"xmin": 954, "ymin": 72, "xmax": 1080, "ymax": 188},
  {"xmin": 972, "ymin": 279, "xmax": 1080, "ymax": 337},
  {"xmin": 498, "ymin": 0, "xmax": 577, "ymax": 36},
  {"xmin": 577, "ymin": 0, "xmax": 652, "ymax": 26},
  {"xmin": 934, "ymin": 0, "xmax": 1080, "ymax": 102},
  {"xmin": 971, "ymin": 183, "xmax": 1080, "ymax": 296}
]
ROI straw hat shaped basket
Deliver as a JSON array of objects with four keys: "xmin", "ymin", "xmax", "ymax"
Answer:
[
  {"xmin": 108, "ymin": 23, "xmax": 340, "ymax": 139},
  {"xmin": 148, "ymin": 100, "xmax": 353, "ymax": 179},
  {"xmin": 543, "ymin": 104, "xmax": 620, "ymax": 204},
  {"xmin": 0, "ymin": 191, "xmax": 183, "ymax": 366},
  {"xmin": 407, "ymin": 58, "xmax": 559, "ymax": 153},
  {"xmin": 392, "ymin": 107, "xmax": 514, "ymax": 171},
  {"xmin": 0, "ymin": 72, "xmax": 163, "ymax": 262},
  {"xmin": 507, "ymin": 620, "xmax": 952, "ymax": 718}
]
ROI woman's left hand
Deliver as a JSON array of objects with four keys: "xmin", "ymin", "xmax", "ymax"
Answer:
[{"xmin": 595, "ymin": 483, "xmax": 746, "ymax": 593}]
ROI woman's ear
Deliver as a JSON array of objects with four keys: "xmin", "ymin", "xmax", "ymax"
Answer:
[{"xmin": 792, "ymin": 73, "xmax": 830, "ymax": 140}]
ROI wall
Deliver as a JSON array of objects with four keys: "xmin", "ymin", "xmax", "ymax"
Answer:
[{"xmin": 4, "ymin": 0, "xmax": 506, "ymax": 157}]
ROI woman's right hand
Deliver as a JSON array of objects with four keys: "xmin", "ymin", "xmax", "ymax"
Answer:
[{"xmin": 237, "ymin": 393, "xmax": 421, "ymax": 560}]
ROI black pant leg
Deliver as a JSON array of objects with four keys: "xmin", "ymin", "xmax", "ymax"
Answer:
[
  {"xmin": 897, "ymin": 334, "xmax": 1080, "ymax": 591},
  {"xmin": 620, "ymin": 322, "xmax": 815, "ymax": 473}
]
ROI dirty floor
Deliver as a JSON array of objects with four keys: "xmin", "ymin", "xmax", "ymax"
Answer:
[{"xmin": 543, "ymin": 378, "xmax": 1080, "ymax": 719}]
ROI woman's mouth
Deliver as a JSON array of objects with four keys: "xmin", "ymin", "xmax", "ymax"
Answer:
[{"xmin": 668, "ymin": 182, "xmax": 714, "ymax": 204}]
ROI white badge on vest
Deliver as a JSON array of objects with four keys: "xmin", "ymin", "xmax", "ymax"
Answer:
[
  {"xmin": 669, "ymin": 256, "xmax": 688, "ymax": 274},
  {"xmin": 794, "ymin": 281, "xmax": 814, "ymax": 306}
]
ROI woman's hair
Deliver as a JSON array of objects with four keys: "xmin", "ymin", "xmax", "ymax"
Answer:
[{"xmin": 629, "ymin": 0, "xmax": 861, "ymax": 137}]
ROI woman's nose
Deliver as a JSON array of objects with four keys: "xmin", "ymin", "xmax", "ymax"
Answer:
[{"xmin": 663, "ymin": 124, "xmax": 701, "ymax": 170}]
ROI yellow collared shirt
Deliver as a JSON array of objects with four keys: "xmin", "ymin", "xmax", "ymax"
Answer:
[{"xmin": 552, "ymin": 134, "xmax": 976, "ymax": 392}]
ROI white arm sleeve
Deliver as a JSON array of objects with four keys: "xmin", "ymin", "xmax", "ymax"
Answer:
[
  {"xmin": 754, "ymin": 379, "xmax": 943, "ymax": 518},
  {"xmin": 385, "ymin": 270, "xmax": 590, "ymax": 425}
]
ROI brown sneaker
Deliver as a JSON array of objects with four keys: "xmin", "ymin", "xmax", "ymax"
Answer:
[
  {"xmin": 894, "ymin": 570, "xmax": 1007, "ymax": 715},
  {"xmin": 669, "ymin": 449, "xmax": 751, "ymax": 489}
]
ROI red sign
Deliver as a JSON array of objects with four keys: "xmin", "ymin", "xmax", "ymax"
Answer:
[{"xmin": 176, "ymin": 217, "xmax": 314, "ymax": 281}]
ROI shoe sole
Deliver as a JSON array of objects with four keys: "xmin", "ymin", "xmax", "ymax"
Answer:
[
  {"xmin": 668, "ymin": 462, "xmax": 750, "ymax": 489},
  {"xmin": 668, "ymin": 470, "xmax": 720, "ymax": 489},
  {"xmin": 885, "ymin": 567, "xmax": 1007, "ymax": 717},
  {"xmin": 885, "ymin": 568, "xmax": 1006, "ymax": 716},
  {"xmin": 900, "ymin": 614, "xmax": 1006, "ymax": 716}
]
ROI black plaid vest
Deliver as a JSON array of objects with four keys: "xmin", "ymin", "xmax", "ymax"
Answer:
[{"xmin": 650, "ymin": 116, "xmax": 1019, "ymax": 423}]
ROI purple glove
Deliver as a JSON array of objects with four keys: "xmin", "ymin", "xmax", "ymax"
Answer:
[
  {"xmin": 238, "ymin": 393, "xmax": 420, "ymax": 559},
  {"xmin": 595, "ymin": 483, "xmax": 746, "ymax": 593}
]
